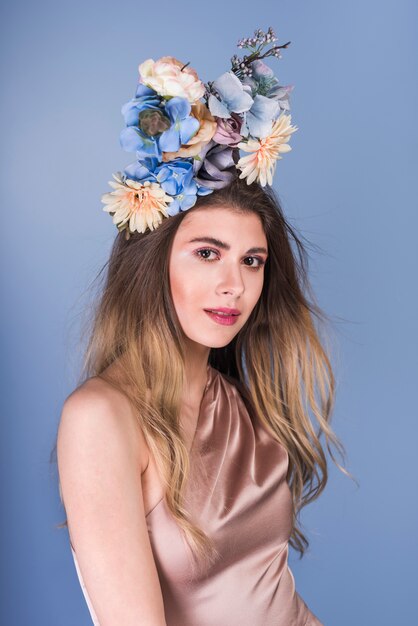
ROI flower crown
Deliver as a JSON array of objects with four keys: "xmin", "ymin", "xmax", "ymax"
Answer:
[{"xmin": 101, "ymin": 26, "xmax": 298, "ymax": 239}]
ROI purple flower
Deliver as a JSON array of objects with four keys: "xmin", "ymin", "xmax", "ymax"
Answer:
[
  {"xmin": 193, "ymin": 140, "xmax": 239, "ymax": 190},
  {"xmin": 212, "ymin": 113, "xmax": 243, "ymax": 147}
]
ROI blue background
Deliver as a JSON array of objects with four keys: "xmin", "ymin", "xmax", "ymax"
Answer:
[{"xmin": 1, "ymin": 1, "xmax": 417, "ymax": 624}]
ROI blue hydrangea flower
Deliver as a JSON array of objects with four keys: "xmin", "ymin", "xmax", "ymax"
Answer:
[
  {"xmin": 120, "ymin": 126, "xmax": 163, "ymax": 159},
  {"xmin": 123, "ymin": 155, "xmax": 212, "ymax": 213},
  {"xmin": 166, "ymin": 192, "xmax": 197, "ymax": 214},
  {"xmin": 242, "ymin": 94, "xmax": 280, "ymax": 139},
  {"xmin": 120, "ymin": 91, "xmax": 200, "ymax": 160},
  {"xmin": 154, "ymin": 159, "xmax": 198, "ymax": 214},
  {"xmin": 119, "ymin": 84, "xmax": 166, "ymax": 159},
  {"xmin": 242, "ymin": 60, "xmax": 293, "ymax": 113},
  {"xmin": 208, "ymin": 70, "xmax": 279, "ymax": 139},
  {"xmin": 196, "ymin": 184, "xmax": 214, "ymax": 197},
  {"xmin": 123, "ymin": 157, "xmax": 160, "ymax": 183},
  {"xmin": 158, "ymin": 97, "xmax": 200, "ymax": 153},
  {"xmin": 208, "ymin": 71, "xmax": 254, "ymax": 119},
  {"xmin": 121, "ymin": 83, "xmax": 162, "ymax": 127}
]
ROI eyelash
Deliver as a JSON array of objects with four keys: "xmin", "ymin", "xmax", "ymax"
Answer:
[{"xmin": 193, "ymin": 248, "xmax": 266, "ymax": 271}]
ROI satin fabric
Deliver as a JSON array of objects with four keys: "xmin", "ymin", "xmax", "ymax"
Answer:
[{"xmin": 69, "ymin": 365, "xmax": 323, "ymax": 625}]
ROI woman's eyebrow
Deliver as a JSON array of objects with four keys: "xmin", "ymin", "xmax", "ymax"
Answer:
[{"xmin": 187, "ymin": 236, "xmax": 268, "ymax": 255}]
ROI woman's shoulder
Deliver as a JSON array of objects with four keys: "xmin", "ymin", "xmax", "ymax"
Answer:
[
  {"xmin": 59, "ymin": 370, "xmax": 150, "ymax": 475},
  {"xmin": 64, "ymin": 369, "xmax": 126, "ymax": 408},
  {"xmin": 62, "ymin": 372, "xmax": 130, "ymax": 426}
]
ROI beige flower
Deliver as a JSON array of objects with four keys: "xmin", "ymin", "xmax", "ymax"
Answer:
[
  {"xmin": 139, "ymin": 56, "xmax": 205, "ymax": 104},
  {"xmin": 236, "ymin": 114, "xmax": 298, "ymax": 187},
  {"xmin": 101, "ymin": 173, "xmax": 173, "ymax": 235},
  {"xmin": 162, "ymin": 101, "xmax": 217, "ymax": 161}
]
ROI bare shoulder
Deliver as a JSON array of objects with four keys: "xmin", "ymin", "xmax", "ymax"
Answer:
[
  {"xmin": 58, "ymin": 374, "xmax": 149, "ymax": 476},
  {"xmin": 56, "ymin": 376, "xmax": 166, "ymax": 625}
]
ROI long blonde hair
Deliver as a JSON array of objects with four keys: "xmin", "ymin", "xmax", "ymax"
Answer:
[{"xmin": 54, "ymin": 176, "xmax": 353, "ymax": 572}]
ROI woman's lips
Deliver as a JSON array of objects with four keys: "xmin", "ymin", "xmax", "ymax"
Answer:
[{"xmin": 204, "ymin": 309, "xmax": 240, "ymax": 326}]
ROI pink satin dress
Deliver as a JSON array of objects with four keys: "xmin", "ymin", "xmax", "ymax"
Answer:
[{"xmin": 70, "ymin": 365, "xmax": 323, "ymax": 625}]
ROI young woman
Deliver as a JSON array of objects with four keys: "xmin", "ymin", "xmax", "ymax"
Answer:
[{"xmin": 55, "ymin": 29, "xmax": 349, "ymax": 625}]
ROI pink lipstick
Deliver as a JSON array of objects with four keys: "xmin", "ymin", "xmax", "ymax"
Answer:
[{"xmin": 204, "ymin": 308, "xmax": 241, "ymax": 326}]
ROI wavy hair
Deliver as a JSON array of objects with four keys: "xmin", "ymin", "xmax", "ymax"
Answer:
[{"xmin": 54, "ymin": 176, "xmax": 353, "ymax": 574}]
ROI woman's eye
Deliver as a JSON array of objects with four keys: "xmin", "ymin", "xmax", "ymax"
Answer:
[
  {"xmin": 194, "ymin": 249, "xmax": 265, "ymax": 270},
  {"xmin": 195, "ymin": 248, "xmax": 217, "ymax": 261},
  {"xmin": 244, "ymin": 257, "xmax": 265, "ymax": 270}
]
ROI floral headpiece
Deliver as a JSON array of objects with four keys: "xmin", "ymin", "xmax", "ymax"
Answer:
[{"xmin": 101, "ymin": 26, "xmax": 298, "ymax": 238}]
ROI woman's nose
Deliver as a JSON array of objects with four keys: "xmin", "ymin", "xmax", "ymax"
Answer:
[{"xmin": 217, "ymin": 262, "xmax": 245, "ymax": 296}]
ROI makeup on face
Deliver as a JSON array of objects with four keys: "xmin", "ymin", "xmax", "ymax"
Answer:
[{"xmin": 169, "ymin": 207, "xmax": 268, "ymax": 349}]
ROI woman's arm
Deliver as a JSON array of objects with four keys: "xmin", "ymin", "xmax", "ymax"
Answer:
[{"xmin": 57, "ymin": 381, "xmax": 167, "ymax": 626}]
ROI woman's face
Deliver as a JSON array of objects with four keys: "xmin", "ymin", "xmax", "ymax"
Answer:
[{"xmin": 169, "ymin": 205, "xmax": 268, "ymax": 350}]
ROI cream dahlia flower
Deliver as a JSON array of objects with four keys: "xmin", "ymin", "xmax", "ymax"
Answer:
[
  {"xmin": 236, "ymin": 114, "xmax": 298, "ymax": 187},
  {"xmin": 101, "ymin": 173, "xmax": 173, "ymax": 235},
  {"xmin": 139, "ymin": 56, "xmax": 205, "ymax": 104}
]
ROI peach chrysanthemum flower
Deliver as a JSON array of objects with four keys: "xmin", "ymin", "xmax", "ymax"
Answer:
[
  {"xmin": 236, "ymin": 114, "xmax": 298, "ymax": 187},
  {"xmin": 101, "ymin": 172, "xmax": 173, "ymax": 235}
]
